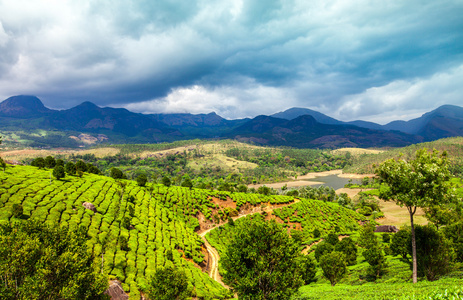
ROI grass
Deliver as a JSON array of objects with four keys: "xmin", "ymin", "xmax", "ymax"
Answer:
[{"xmin": 294, "ymin": 278, "xmax": 463, "ymax": 300}]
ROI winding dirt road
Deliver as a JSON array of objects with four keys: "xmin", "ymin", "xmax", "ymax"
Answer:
[{"xmin": 198, "ymin": 200, "xmax": 299, "ymax": 288}]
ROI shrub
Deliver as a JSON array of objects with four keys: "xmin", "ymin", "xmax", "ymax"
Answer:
[
  {"xmin": 137, "ymin": 174, "xmax": 147, "ymax": 187},
  {"xmin": 11, "ymin": 203, "xmax": 23, "ymax": 218}
]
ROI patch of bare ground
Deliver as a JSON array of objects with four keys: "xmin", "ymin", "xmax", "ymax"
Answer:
[
  {"xmin": 197, "ymin": 197, "xmax": 300, "ymax": 289},
  {"xmin": 0, "ymin": 147, "xmax": 120, "ymax": 161},
  {"xmin": 376, "ymin": 199, "xmax": 428, "ymax": 228},
  {"xmin": 331, "ymin": 148, "xmax": 385, "ymax": 156},
  {"xmin": 335, "ymin": 187, "xmax": 428, "ymax": 229}
]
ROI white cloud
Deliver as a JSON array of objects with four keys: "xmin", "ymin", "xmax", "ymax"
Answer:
[
  {"xmin": 335, "ymin": 64, "xmax": 463, "ymax": 124},
  {"xmin": 123, "ymin": 78, "xmax": 297, "ymax": 119}
]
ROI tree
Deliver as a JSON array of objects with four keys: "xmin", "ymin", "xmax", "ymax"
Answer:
[
  {"xmin": 137, "ymin": 174, "xmax": 148, "ymax": 187},
  {"xmin": 390, "ymin": 227, "xmax": 410, "ymax": 260},
  {"xmin": 181, "ymin": 177, "xmax": 193, "ymax": 189},
  {"xmin": 359, "ymin": 223, "xmax": 387, "ymax": 280},
  {"xmin": 319, "ymin": 251, "xmax": 347, "ymax": 286},
  {"xmin": 31, "ymin": 157, "xmax": 45, "ymax": 169},
  {"xmin": 44, "ymin": 155, "xmax": 56, "ymax": 168},
  {"xmin": 76, "ymin": 160, "xmax": 87, "ymax": 172},
  {"xmin": 147, "ymin": 266, "xmax": 190, "ymax": 300},
  {"xmin": 55, "ymin": 159, "xmax": 65, "ymax": 167},
  {"xmin": 221, "ymin": 218, "xmax": 307, "ymax": 300},
  {"xmin": 53, "ymin": 165, "xmax": 65, "ymax": 180},
  {"xmin": 65, "ymin": 161, "xmax": 76, "ymax": 175},
  {"xmin": 325, "ymin": 232, "xmax": 339, "ymax": 246},
  {"xmin": 162, "ymin": 176, "xmax": 171, "ymax": 187},
  {"xmin": 0, "ymin": 157, "xmax": 6, "ymax": 172},
  {"xmin": 314, "ymin": 242, "xmax": 334, "ymax": 262},
  {"xmin": 0, "ymin": 221, "xmax": 108, "ymax": 299},
  {"xmin": 110, "ymin": 167, "xmax": 124, "ymax": 179},
  {"xmin": 375, "ymin": 148, "xmax": 454, "ymax": 283},
  {"xmin": 414, "ymin": 224, "xmax": 454, "ymax": 281},
  {"xmin": 443, "ymin": 221, "xmax": 463, "ymax": 262},
  {"xmin": 334, "ymin": 237, "xmax": 357, "ymax": 266}
]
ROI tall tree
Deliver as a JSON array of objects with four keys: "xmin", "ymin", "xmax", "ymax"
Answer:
[
  {"xmin": 221, "ymin": 217, "xmax": 308, "ymax": 300},
  {"xmin": 375, "ymin": 148, "xmax": 454, "ymax": 283}
]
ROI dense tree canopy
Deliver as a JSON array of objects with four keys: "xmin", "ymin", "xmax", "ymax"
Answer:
[
  {"xmin": 221, "ymin": 217, "xmax": 311, "ymax": 300},
  {"xmin": 0, "ymin": 221, "xmax": 108, "ymax": 299},
  {"xmin": 147, "ymin": 266, "xmax": 191, "ymax": 300}
]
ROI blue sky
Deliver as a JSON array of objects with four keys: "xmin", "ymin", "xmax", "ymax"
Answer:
[{"xmin": 0, "ymin": 0, "xmax": 462, "ymax": 124}]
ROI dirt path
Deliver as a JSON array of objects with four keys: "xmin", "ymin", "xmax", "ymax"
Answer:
[{"xmin": 198, "ymin": 199, "xmax": 300, "ymax": 289}]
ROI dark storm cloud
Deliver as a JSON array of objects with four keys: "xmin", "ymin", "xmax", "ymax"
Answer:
[{"xmin": 0, "ymin": 0, "xmax": 462, "ymax": 122}]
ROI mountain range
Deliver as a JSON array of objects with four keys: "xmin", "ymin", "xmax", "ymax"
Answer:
[{"xmin": 0, "ymin": 95, "xmax": 462, "ymax": 148}]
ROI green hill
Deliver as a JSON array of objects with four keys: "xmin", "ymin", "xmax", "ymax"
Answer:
[{"xmin": 0, "ymin": 164, "xmax": 302, "ymax": 299}]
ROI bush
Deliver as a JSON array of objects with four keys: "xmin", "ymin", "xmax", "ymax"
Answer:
[
  {"xmin": 11, "ymin": 203, "xmax": 23, "ymax": 218},
  {"xmin": 119, "ymin": 236, "xmax": 129, "ymax": 251},
  {"xmin": 137, "ymin": 174, "xmax": 148, "ymax": 187}
]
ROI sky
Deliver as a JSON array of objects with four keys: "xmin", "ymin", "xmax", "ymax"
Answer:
[{"xmin": 0, "ymin": 0, "xmax": 462, "ymax": 124}]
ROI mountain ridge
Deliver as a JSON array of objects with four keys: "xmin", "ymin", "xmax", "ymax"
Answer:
[{"xmin": 0, "ymin": 95, "xmax": 462, "ymax": 148}]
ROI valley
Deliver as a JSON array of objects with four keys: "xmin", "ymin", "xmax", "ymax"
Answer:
[{"xmin": 1, "ymin": 137, "xmax": 463, "ymax": 299}]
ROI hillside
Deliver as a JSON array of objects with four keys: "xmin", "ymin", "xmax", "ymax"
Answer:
[
  {"xmin": 1, "ymin": 164, "xmax": 366, "ymax": 298},
  {"xmin": 342, "ymin": 137, "xmax": 463, "ymax": 175}
]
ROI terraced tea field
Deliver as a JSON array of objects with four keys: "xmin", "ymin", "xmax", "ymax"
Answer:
[{"xmin": 0, "ymin": 165, "xmax": 299, "ymax": 299}]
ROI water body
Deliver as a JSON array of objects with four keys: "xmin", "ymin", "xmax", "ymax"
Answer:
[{"xmin": 304, "ymin": 174, "xmax": 361, "ymax": 190}]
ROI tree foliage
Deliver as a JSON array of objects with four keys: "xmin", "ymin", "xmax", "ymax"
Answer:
[
  {"xmin": 221, "ymin": 218, "xmax": 308, "ymax": 300},
  {"xmin": 53, "ymin": 165, "xmax": 65, "ymax": 180},
  {"xmin": 0, "ymin": 221, "xmax": 108, "ymax": 299},
  {"xmin": 319, "ymin": 251, "xmax": 347, "ymax": 286},
  {"xmin": 414, "ymin": 225, "xmax": 454, "ymax": 281},
  {"xmin": 376, "ymin": 148, "xmax": 454, "ymax": 283},
  {"xmin": 334, "ymin": 237, "xmax": 358, "ymax": 266},
  {"xmin": 137, "ymin": 174, "xmax": 148, "ymax": 187},
  {"xmin": 147, "ymin": 266, "xmax": 190, "ymax": 300}
]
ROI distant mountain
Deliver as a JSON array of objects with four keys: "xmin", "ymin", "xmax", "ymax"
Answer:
[
  {"xmin": 382, "ymin": 105, "xmax": 463, "ymax": 141},
  {"xmin": 151, "ymin": 112, "xmax": 249, "ymax": 138},
  {"xmin": 229, "ymin": 115, "xmax": 422, "ymax": 148},
  {"xmin": 271, "ymin": 107, "xmax": 343, "ymax": 125},
  {"xmin": 0, "ymin": 95, "xmax": 461, "ymax": 147},
  {"xmin": 0, "ymin": 95, "xmax": 53, "ymax": 118},
  {"xmin": 269, "ymin": 104, "xmax": 463, "ymax": 142}
]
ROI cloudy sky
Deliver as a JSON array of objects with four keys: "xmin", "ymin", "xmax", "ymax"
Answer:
[{"xmin": 0, "ymin": 0, "xmax": 462, "ymax": 124}]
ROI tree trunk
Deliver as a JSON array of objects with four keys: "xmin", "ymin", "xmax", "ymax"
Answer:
[{"xmin": 409, "ymin": 206, "xmax": 417, "ymax": 283}]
